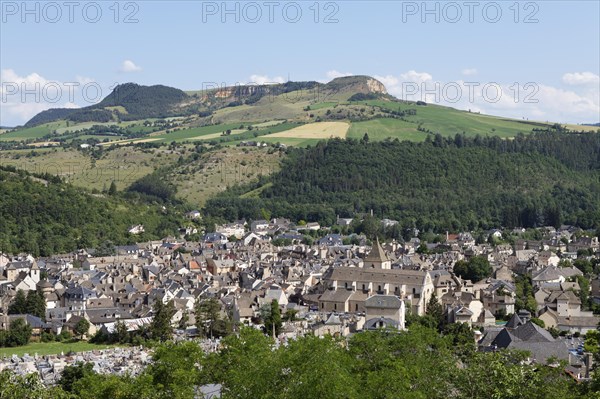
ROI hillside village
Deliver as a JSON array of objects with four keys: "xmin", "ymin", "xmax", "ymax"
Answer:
[{"xmin": 1, "ymin": 219, "xmax": 599, "ymax": 381}]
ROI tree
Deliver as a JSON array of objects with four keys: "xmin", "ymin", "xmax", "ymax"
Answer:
[
  {"xmin": 283, "ymin": 309, "xmax": 298, "ymax": 322},
  {"xmin": 1, "ymin": 369, "xmax": 71, "ymax": 399},
  {"xmin": 25, "ymin": 290, "xmax": 46, "ymax": 321},
  {"xmin": 178, "ymin": 310, "xmax": 189, "ymax": 330},
  {"xmin": 114, "ymin": 320, "xmax": 129, "ymax": 344},
  {"xmin": 262, "ymin": 299, "xmax": 282, "ymax": 338},
  {"xmin": 59, "ymin": 362, "xmax": 95, "ymax": 392},
  {"xmin": 426, "ymin": 292, "xmax": 444, "ymax": 329},
  {"xmin": 108, "ymin": 180, "xmax": 117, "ymax": 195},
  {"xmin": 195, "ymin": 298, "xmax": 221, "ymax": 339},
  {"xmin": 8, "ymin": 289, "xmax": 27, "ymax": 315},
  {"xmin": 574, "ymin": 258, "xmax": 593, "ymax": 275},
  {"xmin": 453, "ymin": 256, "xmax": 492, "ymax": 282},
  {"xmin": 150, "ymin": 300, "xmax": 176, "ymax": 341},
  {"xmin": 6, "ymin": 318, "xmax": 32, "ymax": 347},
  {"xmin": 74, "ymin": 318, "xmax": 90, "ymax": 340}
]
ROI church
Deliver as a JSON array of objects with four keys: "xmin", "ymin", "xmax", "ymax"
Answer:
[{"xmin": 319, "ymin": 238, "xmax": 434, "ymax": 316}]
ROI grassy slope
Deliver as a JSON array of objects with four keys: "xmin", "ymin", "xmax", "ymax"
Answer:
[
  {"xmin": 348, "ymin": 118, "xmax": 426, "ymax": 141},
  {"xmin": 170, "ymin": 146, "xmax": 282, "ymax": 206},
  {"xmin": 357, "ymin": 100, "xmax": 548, "ymax": 138},
  {"xmin": 0, "ymin": 121, "xmax": 68, "ymax": 141},
  {"xmin": 0, "ymin": 147, "xmax": 180, "ymax": 191}
]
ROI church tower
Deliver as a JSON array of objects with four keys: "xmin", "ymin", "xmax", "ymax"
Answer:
[{"xmin": 364, "ymin": 237, "xmax": 391, "ymax": 269}]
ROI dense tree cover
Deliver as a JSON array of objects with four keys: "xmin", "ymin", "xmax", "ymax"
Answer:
[
  {"xmin": 515, "ymin": 274, "xmax": 538, "ymax": 314},
  {"xmin": 2, "ymin": 324, "xmax": 597, "ymax": 398},
  {"xmin": 127, "ymin": 172, "xmax": 179, "ymax": 203},
  {"xmin": 8, "ymin": 289, "xmax": 47, "ymax": 320},
  {"xmin": 0, "ymin": 318, "xmax": 32, "ymax": 347},
  {"xmin": 205, "ymin": 132, "xmax": 600, "ymax": 232},
  {"xmin": 0, "ymin": 166, "xmax": 183, "ymax": 256},
  {"xmin": 453, "ymin": 256, "xmax": 493, "ymax": 283}
]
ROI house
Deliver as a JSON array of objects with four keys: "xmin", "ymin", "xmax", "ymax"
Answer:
[
  {"xmin": 250, "ymin": 220, "xmax": 270, "ymax": 233},
  {"xmin": 364, "ymin": 294, "xmax": 405, "ymax": 331},
  {"xmin": 128, "ymin": 225, "xmax": 145, "ymax": 235},
  {"xmin": 202, "ymin": 233, "xmax": 228, "ymax": 248},
  {"xmin": 216, "ymin": 222, "xmax": 246, "ymax": 239},
  {"xmin": 186, "ymin": 210, "xmax": 201, "ymax": 220},
  {"xmin": 478, "ymin": 311, "xmax": 570, "ymax": 364},
  {"xmin": 317, "ymin": 234, "xmax": 343, "ymax": 247},
  {"xmin": 336, "ymin": 216, "xmax": 353, "ymax": 227},
  {"xmin": 312, "ymin": 313, "xmax": 352, "ymax": 338},
  {"xmin": 304, "ymin": 222, "xmax": 321, "ymax": 231}
]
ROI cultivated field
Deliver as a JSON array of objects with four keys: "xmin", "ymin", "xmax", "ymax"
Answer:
[{"xmin": 266, "ymin": 122, "xmax": 349, "ymax": 139}]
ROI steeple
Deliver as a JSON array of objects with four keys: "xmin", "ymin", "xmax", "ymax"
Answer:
[{"xmin": 364, "ymin": 237, "xmax": 391, "ymax": 269}]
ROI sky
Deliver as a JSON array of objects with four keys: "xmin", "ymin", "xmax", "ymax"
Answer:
[{"xmin": 1, "ymin": 0, "xmax": 599, "ymax": 126}]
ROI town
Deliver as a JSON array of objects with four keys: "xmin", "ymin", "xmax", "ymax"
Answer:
[{"xmin": 1, "ymin": 217, "xmax": 599, "ymax": 385}]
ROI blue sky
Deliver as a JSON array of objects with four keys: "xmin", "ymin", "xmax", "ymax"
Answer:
[{"xmin": 1, "ymin": 0, "xmax": 599, "ymax": 126}]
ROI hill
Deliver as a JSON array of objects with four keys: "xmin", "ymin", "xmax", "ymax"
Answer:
[
  {"xmin": 0, "ymin": 166, "xmax": 184, "ymax": 256},
  {"xmin": 25, "ymin": 84, "xmax": 191, "ymax": 127},
  {"xmin": 11, "ymin": 75, "xmax": 596, "ymax": 148},
  {"xmin": 205, "ymin": 130, "xmax": 600, "ymax": 232}
]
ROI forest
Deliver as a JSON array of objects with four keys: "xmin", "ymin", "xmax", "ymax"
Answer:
[
  {"xmin": 0, "ymin": 166, "xmax": 183, "ymax": 256},
  {"xmin": 205, "ymin": 130, "xmax": 600, "ymax": 232}
]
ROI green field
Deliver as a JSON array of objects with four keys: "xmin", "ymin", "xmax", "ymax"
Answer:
[
  {"xmin": 356, "ymin": 100, "xmax": 547, "ymax": 138},
  {"xmin": 0, "ymin": 341, "xmax": 119, "ymax": 357},
  {"xmin": 258, "ymin": 136, "xmax": 323, "ymax": 147},
  {"xmin": 309, "ymin": 101, "xmax": 341, "ymax": 110},
  {"xmin": 154, "ymin": 123, "xmax": 244, "ymax": 142},
  {"xmin": 348, "ymin": 118, "xmax": 426, "ymax": 142},
  {"xmin": 0, "ymin": 121, "xmax": 68, "ymax": 141}
]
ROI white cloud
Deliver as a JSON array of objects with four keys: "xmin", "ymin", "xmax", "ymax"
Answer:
[
  {"xmin": 366, "ymin": 70, "xmax": 599, "ymax": 124},
  {"xmin": 0, "ymin": 69, "xmax": 113, "ymax": 127},
  {"xmin": 248, "ymin": 74, "xmax": 285, "ymax": 85},
  {"xmin": 462, "ymin": 68, "xmax": 478, "ymax": 76},
  {"xmin": 399, "ymin": 70, "xmax": 433, "ymax": 84},
  {"xmin": 562, "ymin": 72, "xmax": 599, "ymax": 86},
  {"xmin": 374, "ymin": 74, "xmax": 400, "ymax": 88},
  {"xmin": 326, "ymin": 70, "xmax": 353, "ymax": 80},
  {"xmin": 120, "ymin": 60, "xmax": 142, "ymax": 73}
]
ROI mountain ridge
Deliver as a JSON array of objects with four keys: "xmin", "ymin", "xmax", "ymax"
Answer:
[{"xmin": 24, "ymin": 76, "xmax": 389, "ymax": 127}]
